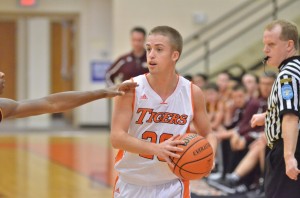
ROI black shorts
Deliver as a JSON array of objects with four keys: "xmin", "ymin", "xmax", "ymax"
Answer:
[{"xmin": 265, "ymin": 139, "xmax": 300, "ymax": 198}]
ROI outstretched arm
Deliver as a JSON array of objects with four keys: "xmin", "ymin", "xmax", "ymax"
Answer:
[{"xmin": 0, "ymin": 82, "xmax": 137, "ymax": 119}]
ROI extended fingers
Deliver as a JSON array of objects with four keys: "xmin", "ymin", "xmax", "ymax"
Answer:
[
  {"xmin": 167, "ymin": 150, "xmax": 181, "ymax": 159},
  {"xmin": 171, "ymin": 139, "xmax": 185, "ymax": 145},
  {"xmin": 119, "ymin": 82, "xmax": 138, "ymax": 90}
]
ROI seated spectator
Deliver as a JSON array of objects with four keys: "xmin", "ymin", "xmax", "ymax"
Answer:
[
  {"xmin": 216, "ymin": 84, "xmax": 263, "ymax": 177},
  {"xmin": 183, "ymin": 74, "xmax": 192, "ymax": 81},
  {"xmin": 216, "ymin": 72, "xmax": 232, "ymax": 102},
  {"xmin": 242, "ymin": 73, "xmax": 259, "ymax": 99},
  {"xmin": 192, "ymin": 73, "xmax": 208, "ymax": 88},
  {"xmin": 221, "ymin": 72, "xmax": 276, "ymax": 187},
  {"xmin": 230, "ymin": 72, "xmax": 276, "ymax": 151},
  {"xmin": 211, "ymin": 72, "xmax": 276, "ymax": 195},
  {"xmin": 204, "ymin": 83, "xmax": 224, "ymax": 131}
]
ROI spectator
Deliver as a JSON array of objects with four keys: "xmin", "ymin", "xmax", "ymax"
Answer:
[
  {"xmin": 210, "ymin": 72, "xmax": 276, "ymax": 195},
  {"xmin": 192, "ymin": 73, "xmax": 208, "ymax": 88},
  {"xmin": 242, "ymin": 73, "xmax": 259, "ymax": 99},
  {"xmin": 106, "ymin": 27, "xmax": 148, "ymax": 86},
  {"xmin": 216, "ymin": 84, "xmax": 262, "ymax": 178},
  {"xmin": 203, "ymin": 83, "xmax": 224, "ymax": 131},
  {"xmin": 230, "ymin": 72, "xmax": 276, "ymax": 151},
  {"xmin": 216, "ymin": 72, "xmax": 232, "ymax": 101},
  {"xmin": 183, "ymin": 74, "xmax": 192, "ymax": 81}
]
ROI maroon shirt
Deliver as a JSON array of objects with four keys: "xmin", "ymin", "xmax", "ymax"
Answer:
[
  {"xmin": 105, "ymin": 50, "xmax": 148, "ymax": 86},
  {"xmin": 238, "ymin": 97, "xmax": 266, "ymax": 142}
]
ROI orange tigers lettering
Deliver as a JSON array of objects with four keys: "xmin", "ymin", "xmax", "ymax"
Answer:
[{"xmin": 135, "ymin": 108, "xmax": 188, "ymax": 125}]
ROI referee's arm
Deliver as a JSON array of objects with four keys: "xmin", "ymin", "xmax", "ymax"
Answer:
[
  {"xmin": 278, "ymin": 73, "xmax": 300, "ymax": 180},
  {"xmin": 282, "ymin": 113, "xmax": 300, "ymax": 180}
]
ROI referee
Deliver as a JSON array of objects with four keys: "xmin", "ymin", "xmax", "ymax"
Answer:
[{"xmin": 251, "ymin": 19, "xmax": 300, "ymax": 198}]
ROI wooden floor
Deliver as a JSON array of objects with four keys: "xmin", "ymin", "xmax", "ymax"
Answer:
[
  {"xmin": 0, "ymin": 128, "xmax": 115, "ymax": 198},
  {"xmin": 0, "ymin": 120, "xmax": 225, "ymax": 198}
]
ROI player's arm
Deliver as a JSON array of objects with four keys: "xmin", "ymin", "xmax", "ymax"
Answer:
[
  {"xmin": 191, "ymin": 84, "xmax": 217, "ymax": 154},
  {"xmin": 0, "ymin": 82, "xmax": 137, "ymax": 119},
  {"xmin": 110, "ymin": 81, "xmax": 183, "ymax": 165}
]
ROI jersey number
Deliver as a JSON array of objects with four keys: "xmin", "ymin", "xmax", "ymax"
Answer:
[{"xmin": 139, "ymin": 131, "xmax": 173, "ymax": 161}]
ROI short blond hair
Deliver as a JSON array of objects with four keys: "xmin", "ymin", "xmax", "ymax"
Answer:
[
  {"xmin": 265, "ymin": 19, "xmax": 299, "ymax": 50},
  {"xmin": 148, "ymin": 26, "xmax": 183, "ymax": 58}
]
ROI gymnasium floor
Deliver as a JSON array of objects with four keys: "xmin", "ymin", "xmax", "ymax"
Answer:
[
  {"xmin": 0, "ymin": 120, "xmax": 115, "ymax": 198},
  {"xmin": 0, "ymin": 119, "xmax": 228, "ymax": 198}
]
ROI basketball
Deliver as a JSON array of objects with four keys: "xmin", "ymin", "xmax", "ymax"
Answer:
[{"xmin": 169, "ymin": 133, "xmax": 214, "ymax": 180}]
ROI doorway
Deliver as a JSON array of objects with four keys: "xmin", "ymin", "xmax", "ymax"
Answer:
[
  {"xmin": 0, "ymin": 21, "xmax": 17, "ymax": 100},
  {"xmin": 50, "ymin": 20, "xmax": 75, "ymax": 124},
  {"xmin": 0, "ymin": 15, "xmax": 77, "ymax": 126}
]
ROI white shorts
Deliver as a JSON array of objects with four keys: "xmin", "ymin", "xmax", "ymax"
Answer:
[{"xmin": 113, "ymin": 176, "xmax": 190, "ymax": 198}]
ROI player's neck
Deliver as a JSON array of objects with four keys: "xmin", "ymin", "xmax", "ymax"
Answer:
[{"xmin": 147, "ymin": 73, "xmax": 178, "ymax": 100}]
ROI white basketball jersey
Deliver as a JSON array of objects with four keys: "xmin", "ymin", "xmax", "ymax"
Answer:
[{"xmin": 115, "ymin": 74, "xmax": 194, "ymax": 186}]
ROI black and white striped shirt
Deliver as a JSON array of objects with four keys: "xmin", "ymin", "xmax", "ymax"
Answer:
[{"xmin": 265, "ymin": 56, "xmax": 300, "ymax": 148}]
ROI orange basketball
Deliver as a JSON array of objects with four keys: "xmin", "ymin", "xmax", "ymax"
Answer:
[{"xmin": 169, "ymin": 133, "xmax": 214, "ymax": 180}]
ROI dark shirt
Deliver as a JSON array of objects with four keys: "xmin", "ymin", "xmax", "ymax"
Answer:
[
  {"xmin": 105, "ymin": 50, "xmax": 148, "ymax": 86},
  {"xmin": 227, "ymin": 98, "xmax": 263, "ymax": 142},
  {"xmin": 239, "ymin": 97, "xmax": 266, "ymax": 141}
]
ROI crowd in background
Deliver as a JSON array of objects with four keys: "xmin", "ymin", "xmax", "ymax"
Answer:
[{"xmin": 184, "ymin": 71, "xmax": 277, "ymax": 196}]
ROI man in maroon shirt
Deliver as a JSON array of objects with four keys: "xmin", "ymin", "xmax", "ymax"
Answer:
[{"xmin": 106, "ymin": 27, "xmax": 149, "ymax": 86}]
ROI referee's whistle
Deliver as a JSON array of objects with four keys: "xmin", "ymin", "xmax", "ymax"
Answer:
[{"xmin": 262, "ymin": 56, "xmax": 269, "ymax": 65}]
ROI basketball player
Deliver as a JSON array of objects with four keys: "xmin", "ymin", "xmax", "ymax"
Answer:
[
  {"xmin": 0, "ymin": 71, "xmax": 136, "ymax": 119},
  {"xmin": 251, "ymin": 19, "xmax": 300, "ymax": 198},
  {"xmin": 111, "ymin": 26, "xmax": 217, "ymax": 198}
]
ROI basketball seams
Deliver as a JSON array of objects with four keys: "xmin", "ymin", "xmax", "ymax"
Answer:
[
  {"xmin": 178, "ymin": 152, "xmax": 214, "ymax": 179},
  {"xmin": 171, "ymin": 137, "xmax": 205, "ymax": 173},
  {"xmin": 169, "ymin": 134, "xmax": 214, "ymax": 180}
]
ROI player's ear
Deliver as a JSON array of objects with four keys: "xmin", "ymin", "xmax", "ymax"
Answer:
[{"xmin": 172, "ymin": 51, "xmax": 180, "ymax": 62}]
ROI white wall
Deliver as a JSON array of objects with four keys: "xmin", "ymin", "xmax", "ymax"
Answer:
[
  {"xmin": 26, "ymin": 18, "xmax": 51, "ymax": 127},
  {"xmin": 112, "ymin": 0, "xmax": 247, "ymax": 59},
  {"xmin": 75, "ymin": 0, "xmax": 113, "ymax": 126},
  {"xmin": 0, "ymin": 0, "xmax": 83, "ymax": 12},
  {"xmin": 112, "ymin": 0, "xmax": 300, "ymax": 76}
]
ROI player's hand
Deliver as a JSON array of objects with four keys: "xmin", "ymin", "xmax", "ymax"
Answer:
[
  {"xmin": 285, "ymin": 156, "xmax": 300, "ymax": 180},
  {"xmin": 106, "ymin": 82, "xmax": 138, "ymax": 97},
  {"xmin": 155, "ymin": 135, "xmax": 185, "ymax": 167},
  {"xmin": 251, "ymin": 113, "xmax": 266, "ymax": 128}
]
